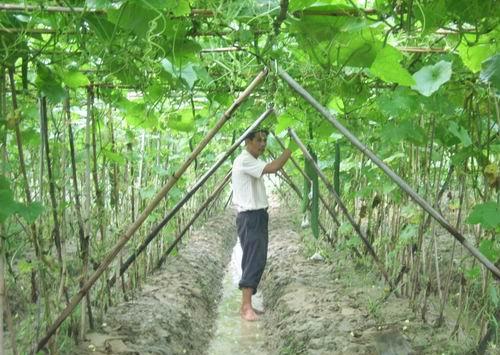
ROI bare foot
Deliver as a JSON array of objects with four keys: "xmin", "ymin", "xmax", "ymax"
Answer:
[{"xmin": 240, "ymin": 305, "xmax": 259, "ymax": 321}]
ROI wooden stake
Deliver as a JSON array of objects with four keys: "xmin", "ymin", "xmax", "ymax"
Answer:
[{"xmin": 289, "ymin": 128, "xmax": 392, "ymax": 286}]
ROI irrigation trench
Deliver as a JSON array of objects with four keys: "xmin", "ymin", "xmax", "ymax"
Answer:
[{"xmin": 76, "ymin": 200, "xmax": 463, "ymax": 355}]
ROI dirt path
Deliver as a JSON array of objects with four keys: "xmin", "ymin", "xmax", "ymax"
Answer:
[{"xmin": 260, "ymin": 205, "xmax": 466, "ymax": 354}]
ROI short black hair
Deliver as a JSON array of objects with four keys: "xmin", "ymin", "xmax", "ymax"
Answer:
[{"xmin": 245, "ymin": 128, "xmax": 269, "ymax": 140}]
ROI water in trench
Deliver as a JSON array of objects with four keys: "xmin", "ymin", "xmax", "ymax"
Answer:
[{"xmin": 207, "ymin": 240, "xmax": 269, "ymax": 355}]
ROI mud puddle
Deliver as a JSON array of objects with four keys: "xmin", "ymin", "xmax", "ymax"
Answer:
[{"xmin": 207, "ymin": 241, "xmax": 268, "ymax": 355}]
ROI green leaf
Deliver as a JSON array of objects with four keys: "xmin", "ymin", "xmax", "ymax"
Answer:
[
  {"xmin": 335, "ymin": 31, "xmax": 383, "ymax": 67},
  {"xmin": 327, "ymin": 97, "xmax": 344, "ymax": 114},
  {"xmin": 102, "ymin": 149, "xmax": 127, "ymax": 165},
  {"xmin": 167, "ymin": 109, "xmax": 195, "ymax": 132},
  {"xmin": 18, "ymin": 259, "xmax": 34, "ymax": 274},
  {"xmin": 0, "ymin": 190, "xmax": 18, "ymax": 223},
  {"xmin": 170, "ymin": 0, "xmax": 190, "ymax": 16},
  {"xmin": 480, "ymin": 54, "xmax": 500, "ymax": 91},
  {"xmin": 411, "ymin": 61, "xmax": 452, "ymax": 97},
  {"xmin": 289, "ymin": 0, "xmax": 318, "ymax": 12},
  {"xmin": 35, "ymin": 64, "xmax": 67, "ymax": 103},
  {"xmin": 193, "ymin": 65, "xmax": 213, "ymax": 85},
  {"xmin": 376, "ymin": 87, "xmax": 421, "ymax": 117},
  {"xmin": 414, "ymin": 0, "xmax": 447, "ymax": 34},
  {"xmin": 459, "ymin": 42, "xmax": 497, "ymax": 73},
  {"xmin": 179, "ymin": 63, "xmax": 198, "ymax": 89},
  {"xmin": 479, "ymin": 240, "xmax": 500, "ymax": 263},
  {"xmin": 466, "ymin": 202, "xmax": 500, "ymax": 229},
  {"xmin": 84, "ymin": 14, "xmax": 115, "ymax": 41},
  {"xmin": 62, "ymin": 71, "xmax": 90, "ymax": 89},
  {"xmin": 17, "ymin": 202, "xmax": 45, "ymax": 223},
  {"xmin": 0, "ymin": 175, "xmax": 10, "ymax": 190},
  {"xmin": 108, "ymin": 2, "xmax": 157, "ymax": 38},
  {"xmin": 370, "ymin": 46, "xmax": 415, "ymax": 86},
  {"xmin": 465, "ymin": 266, "xmax": 481, "ymax": 280},
  {"xmin": 381, "ymin": 120, "xmax": 427, "ymax": 146},
  {"xmin": 448, "ymin": 122, "xmax": 472, "ymax": 147},
  {"xmin": 276, "ymin": 113, "xmax": 294, "ymax": 134}
]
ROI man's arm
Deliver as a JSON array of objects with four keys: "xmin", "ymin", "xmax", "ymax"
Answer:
[{"xmin": 262, "ymin": 148, "xmax": 292, "ymax": 174}]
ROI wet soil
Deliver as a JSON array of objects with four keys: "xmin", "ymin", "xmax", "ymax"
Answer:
[
  {"xmin": 260, "ymin": 206, "xmax": 469, "ymax": 354},
  {"xmin": 74, "ymin": 211, "xmax": 236, "ymax": 355},
  {"xmin": 73, "ymin": 200, "xmax": 477, "ymax": 355}
]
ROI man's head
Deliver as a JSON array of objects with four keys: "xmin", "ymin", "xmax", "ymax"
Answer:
[{"xmin": 245, "ymin": 129, "xmax": 269, "ymax": 158}]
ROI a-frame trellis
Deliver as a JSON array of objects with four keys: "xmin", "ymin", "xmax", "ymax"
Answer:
[{"xmin": 33, "ymin": 64, "xmax": 500, "ymax": 354}]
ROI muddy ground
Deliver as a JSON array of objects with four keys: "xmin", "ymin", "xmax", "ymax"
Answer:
[
  {"xmin": 73, "ymin": 201, "xmax": 482, "ymax": 355},
  {"xmin": 74, "ymin": 211, "xmax": 236, "ymax": 355},
  {"xmin": 260, "ymin": 205, "xmax": 474, "ymax": 354}
]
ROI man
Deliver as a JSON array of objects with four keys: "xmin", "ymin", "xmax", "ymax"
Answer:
[{"xmin": 232, "ymin": 129, "xmax": 292, "ymax": 321}]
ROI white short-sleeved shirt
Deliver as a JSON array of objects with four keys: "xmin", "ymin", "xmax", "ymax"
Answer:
[{"xmin": 232, "ymin": 149, "xmax": 268, "ymax": 212}]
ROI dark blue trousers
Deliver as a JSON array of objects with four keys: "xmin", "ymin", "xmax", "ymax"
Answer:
[{"xmin": 236, "ymin": 209, "xmax": 269, "ymax": 294}]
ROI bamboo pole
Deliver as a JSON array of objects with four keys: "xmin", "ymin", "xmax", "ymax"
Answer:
[
  {"xmin": 40, "ymin": 97, "xmax": 63, "ymax": 268},
  {"xmin": 200, "ymin": 47, "xmax": 241, "ymax": 53},
  {"xmin": 156, "ymin": 171, "xmax": 232, "ymax": 269},
  {"xmin": 273, "ymin": 134, "xmax": 340, "ymax": 227},
  {"xmin": 108, "ymin": 107, "xmax": 274, "ymax": 287},
  {"xmin": 289, "ymin": 129, "xmax": 392, "ymax": 285},
  {"xmin": 278, "ymin": 66, "xmax": 500, "ymax": 280},
  {"xmin": 0, "ymin": 4, "xmax": 214, "ymax": 16},
  {"xmin": 275, "ymin": 167, "xmax": 330, "ymax": 238},
  {"xmin": 292, "ymin": 8, "xmax": 377, "ymax": 17},
  {"xmin": 32, "ymin": 67, "xmax": 268, "ymax": 353}
]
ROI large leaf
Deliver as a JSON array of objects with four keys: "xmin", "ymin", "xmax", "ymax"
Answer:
[
  {"xmin": 35, "ymin": 64, "xmax": 67, "ymax": 103},
  {"xmin": 480, "ymin": 54, "xmax": 500, "ymax": 91},
  {"xmin": 370, "ymin": 46, "xmax": 415, "ymax": 86},
  {"xmin": 161, "ymin": 59, "xmax": 204, "ymax": 89},
  {"xmin": 466, "ymin": 202, "xmax": 500, "ymax": 230},
  {"xmin": 334, "ymin": 31, "xmax": 383, "ymax": 67},
  {"xmin": 276, "ymin": 113, "xmax": 294, "ymax": 134},
  {"xmin": 17, "ymin": 202, "xmax": 44, "ymax": 224},
  {"xmin": 167, "ymin": 109, "xmax": 195, "ymax": 132},
  {"xmin": 84, "ymin": 14, "xmax": 115, "ymax": 41},
  {"xmin": 479, "ymin": 239, "xmax": 500, "ymax": 263},
  {"xmin": 0, "ymin": 176, "xmax": 18, "ymax": 223},
  {"xmin": 414, "ymin": 0, "xmax": 447, "ymax": 34},
  {"xmin": 376, "ymin": 87, "xmax": 421, "ymax": 117},
  {"xmin": 62, "ymin": 71, "xmax": 90, "ymax": 89},
  {"xmin": 107, "ymin": 2, "xmax": 157, "ymax": 38},
  {"xmin": 381, "ymin": 120, "xmax": 427, "ymax": 146},
  {"xmin": 411, "ymin": 61, "xmax": 452, "ymax": 97},
  {"xmin": 459, "ymin": 42, "xmax": 498, "ymax": 73},
  {"xmin": 448, "ymin": 122, "xmax": 472, "ymax": 147}
]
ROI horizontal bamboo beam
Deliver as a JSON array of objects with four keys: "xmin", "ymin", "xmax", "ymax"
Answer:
[
  {"xmin": 399, "ymin": 46, "xmax": 448, "ymax": 53},
  {"xmin": 0, "ymin": 27, "xmax": 77, "ymax": 34},
  {"xmin": 0, "ymin": 3, "xmax": 214, "ymax": 16},
  {"xmin": 0, "ymin": 3, "xmax": 104, "ymax": 13},
  {"xmin": 293, "ymin": 8, "xmax": 377, "ymax": 17},
  {"xmin": 200, "ymin": 46, "xmax": 241, "ymax": 53}
]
